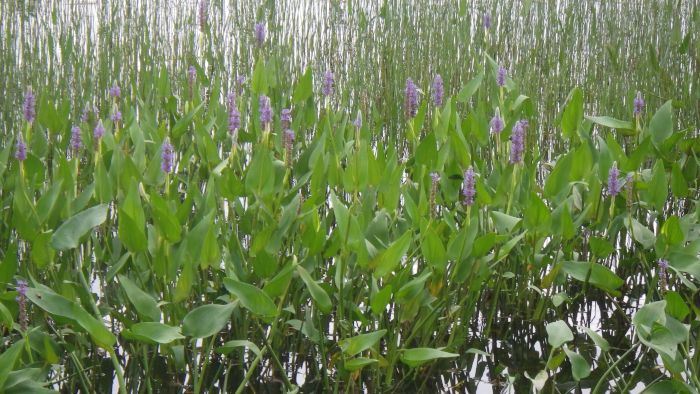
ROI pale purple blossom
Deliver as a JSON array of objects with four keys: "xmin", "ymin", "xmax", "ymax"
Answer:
[
  {"xmin": 491, "ymin": 108, "xmax": 503, "ymax": 134},
  {"xmin": 254, "ymin": 23, "xmax": 266, "ymax": 48},
  {"xmin": 259, "ymin": 94, "xmax": 273, "ymax": 131},
  {"xmin": 430, "ymin": 172, "xmax": 440, "ymax": 218},
  {"xmin": 634, "ymin": 91, "xmax": 644, "ymax": 115},
  {"xmin": 509, "ymin": 120, "xmax": 526, "ymax": 164},
  {"xmin": 199, "ymin": 0, "xmax": 206, "ymax": 32},
  {"xmin": 626, "ymin": 173, "xmax": 634, "ymax": 213},
  {"xmin": 497, "ymin": 67, "xmax": 507, "ymax": 87},
  {"xmin": 109, "ymin": 83, "xmax": 120, "ymax": 98},
  {"xmin": 23, "ymin": 87, "xmax": 36, "ymax": 123},
  {"xmin": 353, "ymin": 114, "xmax": 362, "ymax": 128},
  {"xmin": 608, "ymin": 162, "xmax": 620, "ymax": 196},
  {"xmin": 281, "ymin": 109, "xmax": 292, "ymax": 131},
  {"xmin": 161, "ymin": 138, "xmax": 174, "ymax": 173},
  {"xmin": 94, "ymin": 120, "xmax": 106, "ymax": 140},
  {"xmin": 70, "ymin": 126, "xmax": 83, "ymax": 154},
  {"xmin": 483, "ymin": 13, "xmax": 492, "ymax": 29},
  {"xmin": 463, "ymin": 166, "xmax": 476, "ymax": 206},
  {"xmin": 228, "ymin": 93, "xmax": 241, "ymax": 134},
  {"xmin": 404, "ymin": 78, "xmax": 419, "ymax": 119},
  {"xmin": 15, "ymin": 134, "xmax": 27, "ymax": 162},
  {"xmin": 322, "ymin": 71, "xmax": 334, "ymax": 97},
  {"xmin": 658, "ymin": 259, "xmax": 669, "ymax": 293},
  {"xmin": 188, "ymin": 66, "xmax": 197, "ymax": 100},
  {"xmin": 432, "ymin": 74, "xmax": 444, "ymax": 108},
  {"xmin": 110, "ymin": 110, "xmax": 122, "ymax": 123},
  {"xmin": 82, "ymin": 106, "xmax": 91, "ymax": 123},
  {"xmin": 16, "ymin": 280, "xmax": 28, "ymax": 332}
]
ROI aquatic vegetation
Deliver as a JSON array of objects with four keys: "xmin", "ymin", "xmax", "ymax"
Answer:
[{"xmin": 0, "ymin": 1, "xmax": 699, "ymax": 394}]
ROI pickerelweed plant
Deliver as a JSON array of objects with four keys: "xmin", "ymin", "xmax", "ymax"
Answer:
[{"xmin": 1, "ymin": 1, "xmax": 699, "ymax": 394}]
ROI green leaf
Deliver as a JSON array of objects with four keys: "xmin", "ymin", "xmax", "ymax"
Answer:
[
  {"xmin": 649, "ymin": 101, "xmax": 673, "ymax": 146},
  {"xmin": 127, "ymin": 322, "xmax": 184, "ymax": 344},
  {"xmin": 563, "ymin": 347, "xmax": 590, "ymax": 381},
  {"xmin": 181, "ymin": 302, "xmax": 236, "ymax": 338},
  {"xmin": 647, "ymin": 160, "xmax": 668, "ymax": 211},
  {"xmin": 118, "ymin": 209, "xmax": 148, "ymax": 253},
  {"xmin": 370, "ymin": 285, "xmax": 393, "ymax": 315},
  {"xmin": 471, "ymin": 232, "xmax": 497, "ymax": 259},
  {"xmin": 671, "ymin": 162, "xmax": 689, "ymax": 198},
  {"xmin": 292, "ymin": 65, "xmax": 313, "ymax": 103},
  {"xmin": 543, "ymin": 151, "xmax": 574, "ymax": 199},
  {"xmin": 296, "ymin": 265, "xmax": 332, "ymax": 314},
  {"xmin": 245, "ymin": 152, "xmax": 275, "ymax": 197},
  {"xmin": 117, "ymin": 275, "xmax": 161, "ymax": 322},
  {"xmin": 73, "ymin": 304, "xmax": 116, "ymax": 349},
  {"xmin": 589, "ymin": 237, "xmax": 615, "ymax": 258},
  {"xmin": 421, "ymin": 228, "xmax": 447, "ymax": 273},
  {"xmin": 216, "ymin": 340, "xmax": 263, "ymax": 358},
  {"xmin": 546, "ymin": 320, "xmax": 573, "ymax": 348},
  {"xmin": 664, "ymin": 291, "xmax": 689, "ymax": 321},
  {"xmin": 339, "ymin": 330, "xmax": 387, "ymax": 356},
  {"xmin": 250, "ymin": 54, "xmax": 268, "ymax": 95},
  {"xmin": 584, "ymin": 115, "xmax": 635, "ymax": 131},
  {"xmin": 524, "ymin": 370, "xmax": 548, "ymax": 390},
  {"xmin": 561, "ymin": 261, "xmax": 624, "ymax": 296},
  {"xmin": 223, "ymin": 278, "xmax": 277, "ymax": 317},
  {"xmin": 561, "ymin": 88, "xmax": 583, "ymax": 140},
  {"xmin": 625, "ymin": 218, "xmax": 656, "ymax": 249},
  {"xmin": 329, "ymin": 191, "xmax": 349, "ymax": 242},
  {"xmin": 51, "ymin": 204, "xmax": 109, "ymax": 251},
  {"xmin": 0, "ymin": 340, "xmax": 25, "ymax": 388},
  {"xmin": 172, "ymin": 102, "xmax": 204, "ymax": 137},
  {"xmin": 400, "ymin": 348, "xmax": 458, "ymax": 368},
  {"xmin": 372, "ymin": 231, "xmax": 413, "ymax": 278},
  {"xmin": 150, "ymin": 192, "xmax": 182, "ymax": 243},
  {"xmin": 578, "ymin": 326, "xmax": 610, "ymax": 352},
  {"xmin": 24, "ymin": 288, "xmax": 76, "ymax": 321},
  {"xmin": 32, "ymin": 232, "xmax": 55, "ymax": 270},
  {"xmin": 344, "ymin": 357, "xmax": 378, "ymax": 372},
  {"xmin": 523, "ymin": 192, "xmax": 551, "ymax": 235},
  {"xmin": 661, "ymin": 216, "xmax": 684, "ymax": 246},
  {"xmin": 456, "ymin": 71, "xmax": 484, "ymax": 103}
]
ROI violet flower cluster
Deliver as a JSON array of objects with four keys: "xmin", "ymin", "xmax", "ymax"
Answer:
[
  {"xmin": 432, "ymin": 74, "xmax": 444, "ymax": 108},
  {"xmin": 281, "ymin": 109, "xmax": 294, "ymax": 168},
  {"xmin": 94, "ymin": 120, "xmax": 106, "ymax": 140},
  {"xmin": 404, "ymin": 78, "xmax": 419, "ymax": 119},
  {"xmin": 109, "ymin": 83, "xmax": 120, "ymax": 98},
  {"xmin": 254, "ymin": 23, "xmax": 266, "ymax": 48},
  {"xmin": 322, "ymin": 71, "xmax": 334, "ymax": 97},
  {"xmin": 658, "ymin": 259, "xmax": 669, "ymax": 293},
  {"xmin": 199, "ymin": 0, "xmax": 206, "ymax": 32},
  {"xmin": 509, "ymin": 120, "xmax": 526, "ymax": 164},
  {"xmin": 259, "ymin": 94, "xmax": 273, "ymax": 131},
  {"xmin": 626, "ymin": 173, "xmax": 634, "ymax": 213},
  {"xmin": 188, "ymin": 66, "xmax": 197, "ymax": 100},
  {"xmin": 607, "ymin": 162, "xmax": 620, "ymax": 197},
  {"xmin": 483, "ymin": 13, "xmax": 492, "ymax": 29},
  {"xmin": 161, "ymin": 138, "xmax": 174, "ymax": 173},
  {"xmin": 23, "ymin": 87, "xmax": 36, "ymax": 123},
  {"xmin": 15, "ymin": 134, "xmax": 27, "ymax": 162},
  {"xmin": 16, "ymin": 280, "xmax": 28, "ymax": 332},
  {"xmin": 634, "ymin": 91, "xmax": 644, "ymax": 115},
  {"xmin": 228, "ymin": 93, "xmax": 241, "ymax": 137},
  {"xmin": 70, "ymin": 126, "xmax": 83, "ymax": 155},
  {"xmin": 463, "ymin": 166, "xmax": 476, "ymax": 206},
  {"xmin": 110, "ymin": 110, "xmax": 122, "ymax": 123},
  {"xmin": 491, "ymin": 108, "xmax": 503, "ymax": 134},
  {"xmin": 82, "ymin": 106, "xmax": 92, "ymax": 123},
  {"xmin": 353, "ymin": 114, "xmax": 362, "ymax": 128},
  {"xmin": 497, "ymin": 67, "xmax": 507, "ymax": 87}
]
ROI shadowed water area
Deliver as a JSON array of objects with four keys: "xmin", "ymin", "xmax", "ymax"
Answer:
[{"xmin": 0, "ymin": 0, "xmax": 699, "ymax": 393}]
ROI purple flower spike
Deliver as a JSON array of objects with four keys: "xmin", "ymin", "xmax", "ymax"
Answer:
[
  {"xmin": 94, "ymin": 120, "xmax": 106, "ymax": 140},
  {"xmin": 109, "ymin": 83, "xmax": 120, "ymax": 98},
  {"xmin": 82, "ymin": 106, "xmax": 91, "ymax": 123},
  {"xmin": 404, "ymin": 78, "xmax": 419, "ymax": 119},
  {"xmin": 14, "ymin": 134, "xmax": 27, "ymax": 162},
  {"xmin": 463, "ymin": 166, "xmax": 476, "ymax": 206},
  {"xmin": 188, "ymin": 66, "xmax": 197, "ymax": 99},
  {"xmin": 110, "ymin": 110, "xmax": 122, "ymax": 123},
  {"xmin": 430, "ymin": 172, "xmax": 440, "ymax": 218},
  {"xmin": 353, "ymin": 114, "xmax": 362, "ymax": 128},
  {"xmin": 23, "ymin": 87, "xmax": 36, "ymax": 123},
  {"xmin": 281, "ymin": 109, "xmax": 292, "ymax": 130},
  {"xmin": 199, "ymin": 0, "xmax": 206, "ymax": 32},
  {"xmin": 70, "ymin": 126, "xmax": 83, "ymax": 153},
  {"xmin": 509, "ymin": 120, "xmax": 526, "ymax": 164},
  {"xmin": 608, "ymin": 162, "xmax": 620, "ymax": 196},
  {"xmin": 634, "ymin": 91, "xmax": 644, "ymax": 115},
  {"xmin": 16, "ymin": 280, "xmax": 28, "ymax": 332},
  {"xmin": 432, "ymin": 74, "xmax": 444, "ymax": 108},
  {"xmin": 658, "ymin": 259, "xmax": 669, "ymax": 277},
  {"xmin": 483, "ymin": 13, "xmax": 492, "ymax": 29},
  {"xmin": 161, "ymin": 138, "xmax": 174, "ymax": 173},
  {"xmin": 497, "ymin": 67, "xmax": 507, "ymax": 87},
  {"xmin": 254, "ymin": 23, "xmax": 266, "ymax": 48},
  {"xmin": 322, "ymin": 71, "xmax": 334, "ymax": 97},
  {"xmin": 259, "ymin": 94, "xmax": 273, "ymax": 131},
  {"xmin": 431, "ymin": 172, "xmax": 440, "ymax": 183},
  {"xmin": 491, "ymin": 108, "xmax": 503, "ymax": 134}
]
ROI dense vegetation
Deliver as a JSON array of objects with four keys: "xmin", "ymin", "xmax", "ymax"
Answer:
[{"xmin": 1, "ymin": 0, "xmax": 699, "ymax": 393}]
